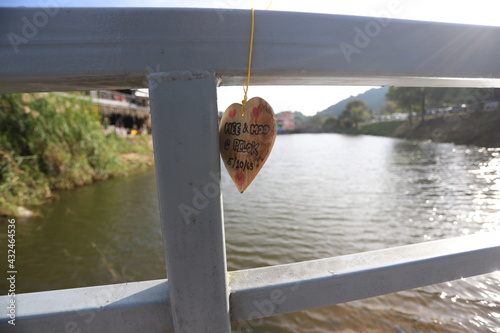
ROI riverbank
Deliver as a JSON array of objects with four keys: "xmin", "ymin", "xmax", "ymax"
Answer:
[
  {"xmin": 341, "ymin": 111, "xmax": 500, "ymax": 147},
  {"xmin": 0, "ymin": 93, "xmax": 154, "ymax": 217},
  {"xmin": 0, "ymin": 137, "xmax": 154, "ymax": 218}
]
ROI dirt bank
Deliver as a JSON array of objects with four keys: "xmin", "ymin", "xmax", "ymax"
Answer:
[{"xmin": 394, "ymin": 111, "xmax": 500, "ymax": 147}]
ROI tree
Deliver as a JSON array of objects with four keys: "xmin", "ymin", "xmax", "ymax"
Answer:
[
  {"xmin": 339, "ymin": 99, "xmax": 371, "ymax": 129},
  {"xmin": 322, "ymin": 116, "xmax": 339, "ymax": 132},
  {"xmin": 379, "ymin": 101, "xmax": 398, "ymax": 116},
  {"xmin": 386, "ymin": 87, "xmax": 420, "ymax": 124},
  {"xmin": 388, "ymin": 86, "xmax": 500, "ymax": 122},
  {"xmin": 386, "ymin": 87, "xmax": 441, "ymax": 123}
]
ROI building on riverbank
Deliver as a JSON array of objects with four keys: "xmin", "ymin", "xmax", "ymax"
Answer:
[
  {"xmin": 277, "ymin": 111, "xmax": 295, "ymax": 131},
  {"xmin": 85, "ymin": 89, "xmax": 151, "ymax": 135}
]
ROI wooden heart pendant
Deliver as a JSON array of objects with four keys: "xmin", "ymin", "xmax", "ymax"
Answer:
[{"xmin": 219, "ymin": 97, "xmax": 277, "ymax": 193}]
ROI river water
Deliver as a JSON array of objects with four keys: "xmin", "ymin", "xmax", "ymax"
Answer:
[{"xmin": 3, "ymin": 133, "xmax": 500, "ymax": 332}]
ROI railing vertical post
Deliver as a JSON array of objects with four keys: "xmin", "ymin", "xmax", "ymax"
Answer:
[{"xmin": 148, "ymin": 71, "xmax": 230, "ymax": 332}]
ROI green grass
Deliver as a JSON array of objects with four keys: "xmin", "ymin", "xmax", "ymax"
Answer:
[
  {"xmin": 0, "ymin": 93, "xmax": 153, "ymax": 216},
  {"xmin": 358, "ymin": 120, "xmax": 405, "ymax": 136}
]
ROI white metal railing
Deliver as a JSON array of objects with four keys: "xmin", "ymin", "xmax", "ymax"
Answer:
[{"xmin": 1, "ymin": 7, "xmax": 500, "ymax": 333}]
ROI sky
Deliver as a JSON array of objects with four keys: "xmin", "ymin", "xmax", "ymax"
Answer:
[{"xmin": 4, "ymin": 0, "xmax": 500, "ymax": 115}]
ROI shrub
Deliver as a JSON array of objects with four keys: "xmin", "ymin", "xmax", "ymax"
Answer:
[{"xmin": 0, "ymin": 93, "xmax": 145, "ymax": 215}]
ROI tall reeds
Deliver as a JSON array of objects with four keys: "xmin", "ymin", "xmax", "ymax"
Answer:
[{"xmin": 0, "ymin": 93, "xmax": 149, "ymax": 216}]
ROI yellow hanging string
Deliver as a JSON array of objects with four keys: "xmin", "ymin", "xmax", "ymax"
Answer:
[{"xmin": 241, "ymin": 8, "xmax": 255, "ymax": 116}]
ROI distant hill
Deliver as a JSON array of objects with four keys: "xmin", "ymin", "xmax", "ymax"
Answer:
[
  {"xmin": 293, "ymin": 111, "xmax": 308, "ymax": 126},
  {"xmin": 276, "ymin": 111, "xmax": 308, "ymax": 125},
  {"xmin": 317, "ymin": 87, "xmax": 389, "ymax": 117}
]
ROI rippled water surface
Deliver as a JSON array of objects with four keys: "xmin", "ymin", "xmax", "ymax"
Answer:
[{"xmin": 2, "ymin": 134, "xmax": 499, "ymax": 332}]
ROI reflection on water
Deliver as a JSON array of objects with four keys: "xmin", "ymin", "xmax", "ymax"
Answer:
[
  {"xmin": 2, "ymin": 169, "xmax": 165, "ymax": 293},
  {"xmin": 1, "ymin": 134, "xmax": 499, "ymax": 332}
]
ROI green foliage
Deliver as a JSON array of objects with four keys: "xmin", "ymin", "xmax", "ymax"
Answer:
[
  {"xmin": 386, "ymin": 87, "xmax": 420, "ymax": 113},
  {"xmin": 358, "ymin": 120, "xmax": 405, "ymax": 136},
  {"xmin": 322, "ymin": 116, "xmax": 339, "ymax": 132},
  {"xmin": 339, "ymin": 99, "xmax": 372, "ymax": 129},
  {"xmin": 0, "ymin": 150, "xmax": 49, "ymax": 215},
  {"xmin": 291, "ymin": 111, "xmax": 309, "ymax": 127},
  {"xmin": 0, "ymin": 93, "xmax": 150, "ymax": 216},
  {"xmin": 379, "ymin": 101, "xmax": 397, "ymax": 115},
  {"xmin": 386, "ymin": 87, "xmax": 500, "ymax": 122}
]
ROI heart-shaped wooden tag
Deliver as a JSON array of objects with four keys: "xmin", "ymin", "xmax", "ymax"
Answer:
[{"xmin": 219, "ymin": 97, "xmax": 277, "ymax": 193}]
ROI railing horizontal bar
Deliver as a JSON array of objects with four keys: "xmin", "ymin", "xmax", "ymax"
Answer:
[
  {"xmin": 1, "ymin": 8, "xmax": 500, "ymax": 93},
  {"xmin": 0, "ymin": 279, "xmax": 174, "ymax": 332},
  {"xmin": 1, "ymin": 233, "xmax": 498, "ymax": 331},
  {"xmin": 229, "ymin": 232, "xmax": 500, "ymax": 322}
]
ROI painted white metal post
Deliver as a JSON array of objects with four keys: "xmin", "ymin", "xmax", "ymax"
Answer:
[{"xmin": 148, "ymin": 71, "xmax": 230, "ymax": 332}]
